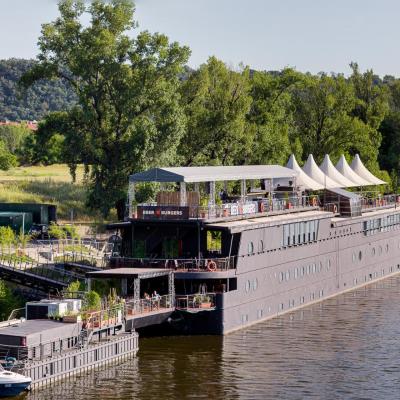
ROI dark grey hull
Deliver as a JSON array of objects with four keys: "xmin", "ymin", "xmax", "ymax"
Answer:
[{"xmin": 193, "ymin": 207, "xmax": 400, "ymax": 335}]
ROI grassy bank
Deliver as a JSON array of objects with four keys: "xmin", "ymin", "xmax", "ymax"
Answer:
[{"xmin": 0, "ymin": 164, "xmax": 113, "ymax": 222}]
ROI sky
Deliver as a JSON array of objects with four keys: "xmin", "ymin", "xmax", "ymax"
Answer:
[{"xmin": 1, "ymin": 0, "xmax": 400, "ymax": 77}]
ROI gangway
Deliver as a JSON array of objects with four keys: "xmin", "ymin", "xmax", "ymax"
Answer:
[{"xmin": 0, "ymin": 256, "xmax": 85, "ymax": 293}]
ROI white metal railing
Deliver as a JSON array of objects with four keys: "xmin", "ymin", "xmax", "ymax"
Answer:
[
  {"xmin": 135, "ymin": 195, "xmax": 319, "ymax": 220},
  {"xmin": 124, "ymin": 294, "xmax": 173, "ymax": 316},
  {"xmin": 175, "ymin": 293, "xmax": 216, "ymax": 310}
]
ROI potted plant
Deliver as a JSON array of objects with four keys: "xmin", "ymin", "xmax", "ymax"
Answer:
[{"xmin": 199, "ymin": 295, "xmax": 212, "ymax": 309}]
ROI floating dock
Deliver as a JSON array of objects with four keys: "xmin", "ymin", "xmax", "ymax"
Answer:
[{"xmin": 17, "ymin": 333, "xmax": 138, "ymax": 390}]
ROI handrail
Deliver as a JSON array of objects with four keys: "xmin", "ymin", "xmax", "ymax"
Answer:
[
  {"xmin": 125, "ymin": 294, "xmax": 173, "ymax": 316},
  {"xmin": 0, "ymin": 253, "xmax": 85, "ymax": 284},
  {"xmin": 7, "ymin": 307, "xmax": 25, "ymax": 321},
  {"xmin": 135, "ymin": 195, "xmax": 320, "ymax": 220},
  {"xmin": 175, "ymin": 293, "xmax": 216, "ymax": 310},
  {"xmin": 110, "ymin": 256, "xmax": 236, "ymax": 271}
]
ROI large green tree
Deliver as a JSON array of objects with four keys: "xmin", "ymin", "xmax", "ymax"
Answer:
[
  {"xmin": 246, "ymin": 68, "xmax": 302, "ymax": 165},
  {"xmin": 291, "ymin": 73, "xmax": 382, "ymax": 164},
  {"xmin": 21, "ymin": 0, "xmax": 190, "ymax": 217},
  {"xmin": 179, "ymin": 57, "xmax": 252, "ymax": 166}
]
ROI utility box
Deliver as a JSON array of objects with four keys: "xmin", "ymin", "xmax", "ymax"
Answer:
[
  {"xmin": 26, "ymin": 300, "xmax": 69, "ymax": 320},
  {"xmin": 0, "ymin": 203, "xmax": 57, "ymax": 225},
  {"xmin": 63, "ymin": 299, "xmax": 82, "ymax": 313},
  {"xmin": 0, "ymin": 212, "xmax": 33, "ymax": 233}
]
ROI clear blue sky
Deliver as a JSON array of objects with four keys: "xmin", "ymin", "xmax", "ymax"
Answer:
[{"xmin": 1, "ymin": 0, "xmax": 399, "ymax": 76}]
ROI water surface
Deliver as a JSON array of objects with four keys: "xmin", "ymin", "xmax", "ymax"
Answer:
[{"xmin": 23, "ymin": 276, "xmax": 400, "ymax": 400}]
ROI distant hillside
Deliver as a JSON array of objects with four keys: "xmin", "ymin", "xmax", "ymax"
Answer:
[{"xmin": 0, "ymin": 58, "xmax": 77, "ymax": 121}]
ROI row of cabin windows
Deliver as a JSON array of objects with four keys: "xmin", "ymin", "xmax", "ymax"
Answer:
[
  {"xmin": 279, "ymin": 259, "xmax": 330, "ymax": 283},
  {"xmin": 283, "ymin": 220, "xmax": 319, "ymax": 247},
  {"xmin": 364, "ymin": 214, "xmax": 400, "ymax": 236}
]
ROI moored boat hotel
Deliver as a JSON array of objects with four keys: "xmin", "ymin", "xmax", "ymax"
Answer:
[{"xmin": 109, "ymin": 154, "xmax": 399, "ymax": 334}]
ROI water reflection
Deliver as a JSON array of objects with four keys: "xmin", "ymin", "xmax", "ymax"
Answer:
[{"xmin": 24, "ymin": 276, "xmax": 400, "ymax": 400}]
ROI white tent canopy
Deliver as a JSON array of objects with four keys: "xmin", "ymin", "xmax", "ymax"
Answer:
[
  {"xmin": 302, "ymin": 154, "xmax": 341, "ymax": 189},
  {"xmin": 319, "ymin": 154, "xmax": 358, "ymax": 188},
  {"xmin": 350, "ymin": 154, "xmax": 386, "ymax": 185},
  {"xmin": 283, "ymin": 154, "xmax": 324, "ymax": 190},
  {"xmin": 335, "ymin": 155, "xmax": 371, "ymax": 186}
]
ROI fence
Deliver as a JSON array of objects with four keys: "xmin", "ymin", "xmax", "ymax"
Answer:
[
  {"xmin": 175, "ymin": 293, "xmax": 216, "ymax": 310},
  {"xmin": 125, "ymin": 294, "xmax": 173, "ymax": 316}
]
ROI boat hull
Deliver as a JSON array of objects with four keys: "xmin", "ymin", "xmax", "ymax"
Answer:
[{"xmin": 0, "ymin": 381, "xmax": 30, "ymax": 397}]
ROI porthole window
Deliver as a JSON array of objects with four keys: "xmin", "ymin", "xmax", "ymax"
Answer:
[
  {"xmin": 248, "ymin": 242, "xmax": 254, "ymax": 255},
  {"xmin": 352, "ymin": 253, "xmax": 356, "ymax": 263},
  {"xmin": 245, "ymin": 280, "xmax": 251, "ymax": 292},
  {"xmin": 259, "ymin": 240, "xmax": 264, "ymax": 253},
  {"xmin": 386, "ymin": 244, "xmax": 389, "ymax": 253},
  {"xmin": 372, "ymin": 247, "xmax": 376, "ymax": 256},
  {"xmin": 327, "ymin": 259, "xmax": 331, "ymax": 270},
  {"xmin": 285, "ymin": 271, "xmax": 290, "ymax": 281},
  {"xmin": 318, "ymin": 261, "xmax": 322, "ymax": 272},
  {"xmin": 358, "ymin": 251, "xmax": 362, "ymax": 261},
  {"xmin": 294, "ymin": 267, "xmax": 298, "ymax": 279},
  {"xmin": 379, "ymin": 246, "xmax": 382, "ymax": 255},
  {"xmin": 253, "ymin": 278, "xmax": 258, "ymax": 291},
  {"xmin": 279, "ymin": 272, "xmax": 284, "ymax": 282}
]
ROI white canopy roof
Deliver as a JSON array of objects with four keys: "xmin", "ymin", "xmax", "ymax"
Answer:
[
  {"xmin": 129, "ymin": 165, "xmax": 298, "ymax": 183},
  {"xmin": 319, "ymin": 154, "xmax": 358, "ymax": 188},
  {"xmin": 302, "ymin": 154, "xmax": 341, "ymax": 188},
  {"xmin": 350, "ymin": 154, "xmax": 386, "ymax": 185},
  {"xmin": 285, "ymin": 154, "xmax": 324, "ymax": 190},
  {"xmin": 335, "ymin": 155, "xmax": 371, "ymax": 186}
]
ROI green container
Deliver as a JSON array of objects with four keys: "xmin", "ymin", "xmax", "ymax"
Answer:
[
  {"xmin": 0, "ymin": 212, "xmax": 33, "ymax": 233},
  {"xmin": 0, "ymin": 203, "xmax": 56, "ymax": 225}
]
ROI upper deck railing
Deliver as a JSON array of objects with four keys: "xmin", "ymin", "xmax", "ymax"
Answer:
[
  {"xmin": 134, "ymin": 195, "xmax": 319, "ymax": 221},
  {"xmin": 110, "ymin": 256, "xmax": 236, "ymax": 272}
]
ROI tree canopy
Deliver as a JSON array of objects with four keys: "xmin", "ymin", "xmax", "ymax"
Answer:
[{"xmin": 21, "ymin": 0, "xmax": 190, "ymax": 217}]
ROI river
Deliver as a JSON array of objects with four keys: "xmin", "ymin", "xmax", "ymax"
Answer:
[{"xmin": 22, "ymin": 275, "xmax": 400, "ymax": 400}]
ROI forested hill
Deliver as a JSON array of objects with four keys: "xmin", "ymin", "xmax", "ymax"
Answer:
[{"xmin": 0, "ymin": 58, "xmax": 76, "ymax": 121}]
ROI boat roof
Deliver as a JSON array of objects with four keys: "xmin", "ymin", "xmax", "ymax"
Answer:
[
  {"xmin": 350, "ymin": 154, "xmax": 386, "ymax": 185},
  {"xmin": 302, "ymin": 155, "xmax": 341, "ymax": 189},
  {"xmin": 335, "ymin": 155, "xmax": 371, "ymax": 186},
  {"xmin": 0, "ymin": 320, "xmax": 75, "ymax": 337},
  {"xmin": 129, "ymin": 165, "xmax": 298, "ymax": 183},
  {"xmin": 320, "ymin": 155, "xmax": 358, "ymax": 187},
  {"xmin": 206, "ymin": 210, "xmax": 333, "ymax": 233}
]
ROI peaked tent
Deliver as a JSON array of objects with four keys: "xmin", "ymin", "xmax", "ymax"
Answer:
[
  {"xmin": 319, "ymin": 154, "xmax": 358, "ymax": 188},
  {"xmin": 350, "ymin": 154, "xmax": 386, "ymax": 185},
  {"xmin": 335, "ymin": 155, "xmax": 371, "ymax": 186},
  {"xmin": 283, "ymin": 154, "xmax": 324, "ymax": 190},
  {"xmin": 302, "ymin": 154, "xmax": 341, "ymax": 189}
]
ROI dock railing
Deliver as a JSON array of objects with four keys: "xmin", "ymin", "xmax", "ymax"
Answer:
[
  {"xmin": 124, "ymin": 294, "xmax": 173, "ymax": 317},
  {"xmin": 110, "ymin": 255, "xmax": 236, "ymax": 272},
  {"xmin": 0, "ymin": 254, "xmax": 85, "ymax": 285},
  {"xmin": 175, "ymin": 293, "xmax": 216, "ymax": 310}
]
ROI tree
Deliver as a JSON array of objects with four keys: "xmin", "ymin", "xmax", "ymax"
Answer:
[
  {"xmin": 246, "ymin": 68, "xmax": 302, "ymax": 165},
  {"xmin": 0, "ymin": 140, "xmax": 17, "ymax": 170},
  {"xmin": 0, "ymin": 226, "xmax": 15, "ymax": 254},
  {"xmin": 21, "ymin": 0, "xmax": 190, "ymax": 217},
  {"xmin": 291, "ymin": 73, "xmax": 379, "ymax": 164},
  {"xmin": 179, "ymin": 57, "xmax": 252, "ymax": 166},
  {"xmin": 0, "ymin": 124, "xmax": 32, "ymax": 154},
  {"xmin": 0, "ymin": 280, "xmax": 23, "ymax": 320}
]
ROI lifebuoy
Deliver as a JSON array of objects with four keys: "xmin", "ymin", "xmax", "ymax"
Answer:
[
  {"xmin": 312, "ymin": 197, "xmax": 318, "ymax": 207},
  {"xmin": 260, "ymin": 202, "xmax": 265, "ymax": 213},
  {"xmin": 207, "ymin": 260, "xmax": 217, "ymax": 272},
  {"xmin": 333, "ymin": 205, "xmax": 338, "ymax": 214}
]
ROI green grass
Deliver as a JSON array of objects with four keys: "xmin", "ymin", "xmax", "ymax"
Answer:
[
  {"xmin": 0, "ymin": 164, "xmax": 85, "ymax": 182},
  {"xmin": 0, "ymin": 165, "xmax": 116, "ymax": 222}
]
